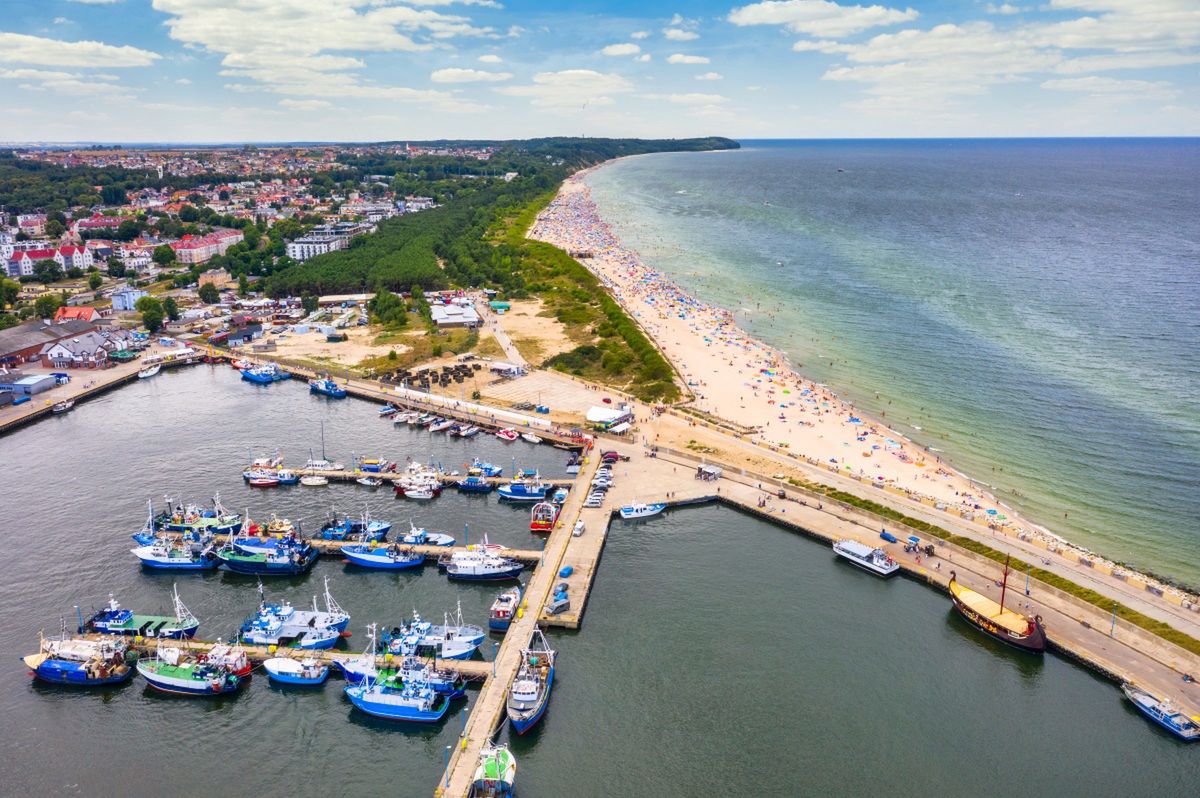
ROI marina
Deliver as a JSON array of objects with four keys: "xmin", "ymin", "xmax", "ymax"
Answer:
[{"xmin": 6, "ymin": 340, "xmax": 1199, "ymax": 796}]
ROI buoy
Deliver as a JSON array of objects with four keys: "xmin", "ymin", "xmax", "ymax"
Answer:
[
  {"xmin": 461, "ymin": 738, "xmax": 467, "ymax": 750},
  {"xmin": 517, "ymin": 608, "xmax": 524, "ymax": 619},
  {"xmin": 133, "ymin": 635, "xmax": 143, "ymax": 644},
  {"xmin": 385, "ymin": 652, "xmax": 393, "ymax": 662},
  {"xmin": 268, "ymin": 644, "xmax": 277, "ymax": 654}
]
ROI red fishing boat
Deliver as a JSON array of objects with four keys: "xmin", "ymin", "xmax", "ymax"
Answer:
[{"xmin": 529, "ymin": 502, "xmax": 559, "ymax": 533}]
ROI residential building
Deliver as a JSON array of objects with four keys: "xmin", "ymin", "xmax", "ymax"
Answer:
[
  {"xmin": 16, "ymin": 214, "xmax": 46, "ymax": 236},
  {"xmin": 0, "ymin": 319, "xmax": 99, "ymax": 366},
  {"xmin": 430, "ymin": 303, "xmax": 480, "ymax": 329},
  {"xmin": 54, "ymin": 306, "xmax": 101, "ymax": 324},
  {"xmin": 198, "ymin": 268, "xmax": 234, "ymax": 290},
  {"xmin": 111, "ymin": 288, "xmax": 148, "ymax": 311},
  {"xmin": 5, "ymin": 245, "xmax": 93, "ymax": 278},
  {"xmin": 170, "ymin": 229, "xmax": 244, "ymax": 264},
  {"xmin": 39, "ymin": 331, "xmax": 113, "ymax": 369},
  {"xmin": 285, "ymin": 222, "xmax": 373, "ymax": 262}
]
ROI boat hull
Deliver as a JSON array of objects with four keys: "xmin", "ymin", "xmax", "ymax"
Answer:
[
  {"xmin": 341, "ymin": 546, "xmax": 424, "ymax": 570},
  {"xmin": 446, "ymin": 565, "xmax": 525, "ymax": 582},
  {"xmin": 218, "ymin": 551, "xmax": 319, "ymax": 576},
  {"xmin": 32, "ymin": 661, "xmax": 133, "ymax": 687},
  {"xmin": 343, "ymin": 686, "xmax": 450, "ymax": 723},
  {"xmin": 137, "ymin": 664, "xmax": 245, "ymax": 696},
  {"xmin": 267, "ymin": 671, "xmax": 328, "ymax": 686},
  {"xmin": 509, "ymin": 667, "xmax": 554, "ymax": 735}
]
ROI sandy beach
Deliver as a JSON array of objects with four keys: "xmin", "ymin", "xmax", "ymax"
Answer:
[{"xmin": 528, "ymin": 169, "xmax": 1198, "ymax": 602}]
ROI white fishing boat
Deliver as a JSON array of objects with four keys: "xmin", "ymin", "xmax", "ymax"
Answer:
[
  {"xmin": 137, "ymin": 364, "xmax": 161, "ymax": 379},
  {"xmin": 51, "ymin": 399, "xmax": 74, "ymax": 414},
  {"xmin": 429, "ymin": 418, "xmax": 455, "ymax": 433},
  {"xmin": 618, "ymin": 501, "xmax": 666, "ymax": 521},
  {"xmin": 356, "ymin": 476, "xmax": 383, "ymax": 488},
  {"xmin": 833, "ymin": 539, "xmax": 899, "ymax": 577}
]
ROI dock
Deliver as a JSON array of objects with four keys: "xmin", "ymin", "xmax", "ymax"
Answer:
[
  {"xmin": 249, "ymin": 466, "xmax": 574, "ymax": 489},
  {"xmin": 159, "ymin": 532, "xmax": 544, "ymax": 563}
]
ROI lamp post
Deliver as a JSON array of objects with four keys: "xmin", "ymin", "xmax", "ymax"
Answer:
[
  {"xmin": 492, "ymin": 641, "xmax": 499, "ymax": 677},
  {"xmin": 444, "ymin": 744, "xmax": 452, "ymax": 787}
]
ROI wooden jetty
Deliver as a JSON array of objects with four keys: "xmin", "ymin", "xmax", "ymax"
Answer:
[{"xmin": 82, "ymin": 633, "xmax": 493, "ymax": 680}]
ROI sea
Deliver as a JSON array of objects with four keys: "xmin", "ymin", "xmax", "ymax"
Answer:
[
  {"xmin": 585, "ymin": 139, "xmax": 1200, "ymax": 588},
  {"xmin": 2, "ymin": 367, "xmax": 1197, "ymax": 797}
]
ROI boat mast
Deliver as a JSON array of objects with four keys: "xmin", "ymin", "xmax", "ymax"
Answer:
[{"xmin": 999, "ymin": 554, "xmax": 1011, "ymax": 613}]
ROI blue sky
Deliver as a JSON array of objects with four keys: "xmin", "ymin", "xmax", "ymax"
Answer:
[{"xmin": 1, "ymin": 0, "xmax": 1197, "ymax": 142}]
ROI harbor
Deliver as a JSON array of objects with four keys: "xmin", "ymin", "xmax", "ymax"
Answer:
[{"xmin": 7, "ymin": 356, "xmax": 1200, "ymax": 797}]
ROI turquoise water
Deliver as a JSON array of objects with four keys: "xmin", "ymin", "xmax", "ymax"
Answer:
[{"xmin": 586, "ymin": 140, "xmax": 1200, "ymax": 586}]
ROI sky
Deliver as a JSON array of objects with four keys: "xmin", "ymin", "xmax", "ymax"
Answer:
[{"xmin": 1, "ymin": 0, "xmax": 1197, "ymax": 142}]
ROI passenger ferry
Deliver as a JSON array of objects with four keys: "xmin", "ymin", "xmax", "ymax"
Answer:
[{"xmin": 832, "ymin": 539, "xmax": 899, "ymax": 577}]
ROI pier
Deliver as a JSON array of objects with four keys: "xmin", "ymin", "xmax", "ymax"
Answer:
[
  {"xmin": 246, "ymin": 466, "xmax": 575, "ymax": 490},
  {"xmin": 159, "ymin": 532, "xmax": 544, "ymax": 563}
]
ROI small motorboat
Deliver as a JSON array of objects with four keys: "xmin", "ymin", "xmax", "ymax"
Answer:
[
  {"xmin": 1122, "ymin": 683, "xmax": 1200, "ymax": 741},
  {"xmin": 401, "ymin": 485, "xmax": 435, "ymax": 500},
  {"xmin": 264, "ymin": 657, "xmax": 329, "ymax": 686},
  {"xmin": 342, "ymin": 542, "xmax": 424, "ymax": 570},
  {"xmin": 429, "ymin": 418, "xmax": 455, "ymax": 433},
  {"xmin": 357, "ymin": 476, "xmax": 383, "ymax": 488},
  {"xmin": 378, "ymin": 404, "xmax": 399, "ymax": 417},
  {"xmin": 458, "ymin": 425, "xmax": 480, "ymax": 438},
  {"xmin": 495, "ymin": 428, "xmax": 519, "ymax": 442},
  {"xmin": 619, "ymin": 501, "xmax": 666, "ymax": 521},
  {"xmin": 489, "ymin": 586, "xmax": 521, "ymax": 632},
  {"xmin": 530, "ymin": 501, "xmax": 559, "ymax": 533},
  {"xmin": 300, "ymin": 475, "xmax": 329, "ymax": 486},
  {"xmin": 400, "ymin": 524, "xmax": 455, "ymax": 547},
  {"xmin": 470, "ymin": 745, "xmax": 516, "ymax": 798},
  {"xmin": 833, "ymin": 539, "xmax": 899, "ymax": 577},
  {"xmin": 137, "ymin": 364, "xmax": 161, "ymax": 379},
  {"xmin": 51, "ymin": 399, "xmax": 74, "ymax": 414},
  {"xmin": 444, "ymin": 549, "xmax": 524, "ymax": 582},
  {"xmin": 521, "ymin": 433, "xmax": 541, "ymax": 444},
  {"xmin": 245, "ymin": 469, "xmax": 281, "ymax": 488}
]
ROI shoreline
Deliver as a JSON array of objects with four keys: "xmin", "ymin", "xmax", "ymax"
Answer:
[{"xmin": 529, "ymin": 161, "xmax": 1200, "ymax": 606}]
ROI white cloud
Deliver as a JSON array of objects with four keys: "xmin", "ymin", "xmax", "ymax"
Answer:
[
  {"xmin": 0, "ymin": 32, "xmax": 160, "ymax": 68},
  {"xmin": 985, "ymin": 3, "xmax": 1022, "ymax": 13},
  {"xmin": 792, "ymin": 38, "xmax": 853, "ymax": 53},
  {"xmin": 664, "ymin": 28, "xmax": 699, "ymax": 41},
  {"xmin": 175, "ymin": 77, "xmax": 191, "ymax": 84},
  {"xmin": 1041, "ymin": 75, "xmax": 1177, "ymax": 100},
  {"xmin": 646, "ymin": 92, "xmax": 729, "ymax": 104},
  {"xmin": 695, "ymin": 71, "xmax": 723, "ymax": 80},
  {"xmin": 430, "ymin": 67, "xmax": 512, "ymax": 82},
  {"xmin": 601, "ymin": 43, "xmax": 641, "ymax": 56},
  {"xmin": 52, "ymin": 17, "xmax": 71, "ymax": 25},
  {"xmin": 630, "ymin": 30, "xmax": 650, "ymax": 40},
  {"xmin": 728, "ymin": 0, "xmax": 919, "ymax": 38},
  {"xmin": 745, "ymin": 84, "xmax": 764, "ymax": 91},
  {"xmin": 636, "ymin": 53, "xmax": 652, "ymax": 62},
  {"xmin": 0, "ymin": 67, "xmax": 134, "ymax": 98},
  {"xmin": 279, "ymin": 98, "xmax": 333, "ymax": 110},
  {"xmin": 667, "ymin": 53, "xmax": 710, "ymax": 64},
  {"xmin": 496, "ymin": 69, "xmax": 633, "ymax": 110},
  {"xmin": 478, "ymin": 54, "xmax": 503, "ymax": 63},
  {"xmin": 1032, "ymin": 0, "xmax": 1200, "ymax": 55}
]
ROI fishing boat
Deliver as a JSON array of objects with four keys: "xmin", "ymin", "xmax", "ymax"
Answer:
[
  {"xmin": 23, "ymin": 630, "xmax": 133, "ymax": 687},
  {"xmin": 155, "ymin": 495, "xmax": 243, "ymax": 536},
  {"xmin": 321, "ymin": 511, "xmax": 391, "ymax": 542},
  {"xmin": 399, "ymin": 484, "xmax": 435, "ymax": 500},
  {"xmin": 619, "ymin": 501, "xmax": 666, "ymax": 520},
  {"xmin": 264, "ymin": 657, "xmax": 329, "ymax": 687},
  {"xmin": 342, "ymin": 542, "xmax": 424, "ymax": 570},
  {"xmin": 378, "ymin": 404, "xmax": 399, "ymax": 417},
  {"xmin": 238, "ymin": 578, "xmax": 349, "ymax": 649},
  {"xmin": 444, "ymin": 549, "xmax": 524, "ymax": 582},
  {"xmin": 356, "ymin": 476, "xmax": 383, "ymax": 488},
  {"xmin": 469, "ymin": 745, "xmax": 516, "ymax": 798},
  {"xmin": 948, "ymin": 560, "xmax": 1046, "ymax": 654},
  {"xmin": 79, "ymin": 585, "xmax": 199, "ymax": 639},
  {"xmin": 384, "ymin": 605, "xmax": 485, "ymax": 660},
  {"xmin": 131, "ymin": 537, "xmax": 220, "ymax": 571},
  {"xmin": 497, "ymin": 476, "xmax": 547, "ymax": 503},
  {"xmin": 391, "ymin": 657, "xmax": 467, "ymax": 698},
  {"xmin": 429, "ymin": 418, "xmax": 455, "ymax": 433},
  {"xmin": 230, "ymin": 358, "xmax": 252, "ymax": 371},
  {"xmin": 399, "ymin": 523, "xmax": 455, "ymax": 547},
  {"xmin": 335, "ymin": 623, "xmax": 382, "ymax": 684},
  {"xmin": 300, "ymin": 475, "xmax": 329, "ymax": 486},
  {"xmin": 343, "ymin": 674, "xmax": 451, "ymax": 723},
  {"xmin": 469, "ymin": 458, "xmax": 504, "ymax": 477},
  {"xmin": 241, "ymin": 362, "xmax": 290, "ymax": 384},
  {"xmin": 51, "ymin": 399, "xmax": 74, "ymax": 414},
  {"xmin": 551, "ymin": 487, "xmax": 569, "ymax": 504},
  {"xmin": 309, "ymin": 376, "xmax": 347, "ymax": 399},
  {"xmin": 230, "ymin": 522, "xmax": 303, "ymax": 555},
  {"xmin": 833, "ymin": 539, "xmax": 899, "ymax": 577},
  {"xmin": 457, "ymin": 475, "xmax": 494, "ymax": 494},
  {"xmin": 245, "ymin": 469, "xmax": 281, "ymax": 487},
  {"xmin": 358, "ymin": 457, "xmax": 390, "ymax": 473},
  {"xmin": 495, "ymin": 428, "xmax": 519, "ymax": 442},
  {"xmin": 530, "ymin": 501, "xmax": 559, "ymax": 532},
  {"xmin": 136, "ymin": 642, "xmax": 248, "ymax": 696},
  {"xmin": 275, "ymin": 468, "xmax": 299, "ymax": 485},
  {"xmin": 137, "ymin": 364, "xmax": 161, "ymax": 379},
  {"xmin": 218, "ymin": 540, "xmax": 319, "ymax": 576},
  {"xmin": 305, "ymin": 427, "xmax": 344, "ymax": 471},
  {"xmin": 521, "ymin": 433, "xmax": 542, "ymax": 444},
  {"xmin": 506, "ymin": 627, "xmax": 556, "ymax": 734},
  {"xmin": 489, "ymin": 586, "xmax": 521, "ymax": 632},
  {"xmin": 1121, "ymin": 683, "xmax": 1200, "ymax": 741}
]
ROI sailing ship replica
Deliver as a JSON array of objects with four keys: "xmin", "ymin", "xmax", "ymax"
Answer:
[{"xmin": 948, "ymin": 556, "xmax": 1046, "ymax": 654}]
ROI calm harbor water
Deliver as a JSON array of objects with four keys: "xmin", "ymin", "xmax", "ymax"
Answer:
[
  {"xmin": 2, "ymin": 366, "xmax": 1196, "ymax": 796},
  {"xmin": 585, "ymin": 139, "xmax": 1200, "ymax": 587}
]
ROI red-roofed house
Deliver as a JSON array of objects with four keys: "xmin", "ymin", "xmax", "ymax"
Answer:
[
  {"xmin": 170, "ymin": 229, "xmax": 244, "ymax": 264},
  {"xmin": 54, "ymin": 306, "xmax": 102, "ymax": 324},
  {"xmin": 5, "ymin": 245, "xmax": 94, "ymax": 278},
  {"xmin": 71, "ymin": 214, "xmax": 120, "ymax": 236}
]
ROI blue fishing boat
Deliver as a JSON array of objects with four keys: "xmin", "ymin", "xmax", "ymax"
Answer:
[
  {"xmin": 218, "ymin": 540, "xmax": 319, "ymax": 576},
  {"xmin": 1122, "ymin": 683, "xmax": 1200, "ymax": 741},
  {"xmin": 154, "ymin": 495, "xmax": 243, "ymax": 536},
  {"xmin": 320, "ymin": 511, "xmax": 391, "ymax": 542},
  {"xmin": 264, "ymin": 657, "xmax": 329, "ymax": 686},
  {"xmin": 344, "ymin": 675, "xmax": 451, "ymax": 723},
  {"xmin": 456, "ymin": 475, "xmax": 494, "ymax": 494},
  {"xmin": 276, "ymin": 469, "xmax": 299, "ymax": 485},
  {"xmin": 79, "ymin": 585, "xmax": 199, "ymax": 639},
  {"xmin": 506, "ymin": 627, "xmax": 555, "ymax": 734},
  {"xmin": 497, "ymin": 476, "xmax": 547, "ymax": 503},
  {"xmin": 342, "ymin": 542, "xmax": 424, "ymax": 570},
  {"xmin": 469, "ymin": 458, "xmax": 503, "ymax": 477},
  {"xmin": 241, "ymin": 362, "xmax": 290, "ymax": 384},
  {"xmin": 383, "ymin": 604, "xmax": 485, "ymax": 660},
  {"xmin": 399, "ymin": 523, "xmax": 455, "ymax": 547},
  {"xmin": 131, "ymin": 537, "xmax": 220, "ymax": 571},
  {"xmin": 309, "ymin": 376, "xmax": 347, "ymax": 398},
  {"xmin": 239, "ymin": 578, "xmax": 349, "ymax": 649},
  {"xmin": 23, "ymin": 631, "xmax": 134, "ymax": 687},
  {"xmin": 489, "ymin": 586, "xmax": 522, "ymax": 632}
]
